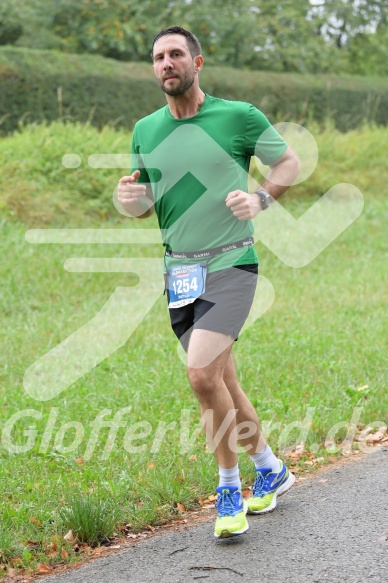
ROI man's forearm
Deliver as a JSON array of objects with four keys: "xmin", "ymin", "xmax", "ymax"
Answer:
[{"xmin": 260, "ymin": 148, "xmax": 300, "ymax": 200}]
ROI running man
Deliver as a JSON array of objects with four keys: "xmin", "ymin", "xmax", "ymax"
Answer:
[{"xmin": 117, "ymin": 26, "xmax": 300, "ymax": 539}]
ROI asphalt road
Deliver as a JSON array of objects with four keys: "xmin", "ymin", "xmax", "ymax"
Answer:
[{"xmin": 40, "ymin": 448, "xmax": 388, "ymax": 583}]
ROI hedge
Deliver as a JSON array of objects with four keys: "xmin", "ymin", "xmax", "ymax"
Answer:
[{"xmin": 1, "ymin": 46, "xmax": 387, "ymax": 135}]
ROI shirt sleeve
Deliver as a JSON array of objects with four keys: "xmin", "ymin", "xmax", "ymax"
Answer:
[{"xmin": 244, "ymin": 105, "xmax": 288, "ymax": 165}]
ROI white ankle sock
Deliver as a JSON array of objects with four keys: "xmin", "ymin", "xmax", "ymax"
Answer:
[
  {"xmin": 218, "ymin": 464, "xmax": 241, "ymax": 489},
  {"xmin": 249, "ymin": 445, "xmax": 280, "ymax": 472}
]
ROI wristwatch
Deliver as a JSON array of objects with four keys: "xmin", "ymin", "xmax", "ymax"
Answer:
[{"xmin": 254, "ymin": 188, "xmax": 274, "ymax": 210}]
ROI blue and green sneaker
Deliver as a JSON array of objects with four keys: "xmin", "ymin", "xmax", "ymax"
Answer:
[
  {"xmin": 214, "ymin": 486, "xmax": 249, "ymax": 539},
  {"xmin": 247, "ymin": 460, "xmax": 295, "ymax": 514}
]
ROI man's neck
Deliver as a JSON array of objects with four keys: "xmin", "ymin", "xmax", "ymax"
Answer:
[{"xmin": 166, "ymin": 87, "xmax": 206, "ymax": 119}]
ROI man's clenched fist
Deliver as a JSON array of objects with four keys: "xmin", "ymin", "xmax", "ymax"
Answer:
[
  {"xmin": 225, "ymin": 190, "xmax": 261, "ymax": 220},
  {"xmin": 118, "ymin": 170, "xmax": 147, "ymax": 204},
  {"xmin": 116, "ymin": 170, "xmax": 153, "ymax": 218}
]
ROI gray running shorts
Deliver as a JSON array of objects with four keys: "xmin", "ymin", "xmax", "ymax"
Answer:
[{"xmin": 166, "ymin": 263, "xmax": 258, "ymax": 352}]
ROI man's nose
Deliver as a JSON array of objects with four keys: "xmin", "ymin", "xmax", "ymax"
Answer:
[{"xmin": 163, "ymin": 57, "xmax": 173, "ymax": 69}]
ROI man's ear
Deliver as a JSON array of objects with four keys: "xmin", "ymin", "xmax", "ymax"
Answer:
[{"xmin": 194, "ymin": 55, "xmax": 204, "ymax": 73}]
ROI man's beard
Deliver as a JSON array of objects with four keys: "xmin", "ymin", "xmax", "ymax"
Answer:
[{"xmin": 160, "ymin": 70, "xmax": 195, "ymax": 96}]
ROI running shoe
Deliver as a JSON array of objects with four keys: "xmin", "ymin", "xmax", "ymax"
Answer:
[
  {"xmin": 247, "ymin": 460, "xmax": 295, "ymax": 514},
  {"xmin": 214, "ymin": 486, "xmax": 249, "ymax": 539}
]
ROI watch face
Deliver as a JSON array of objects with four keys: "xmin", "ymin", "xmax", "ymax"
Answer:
[
  {"xmin": 255, "ymin": 189, "xmax": 272, "ymax": 210},
  {"xmin": 260, "ymin": 192, "xmax": 270, "ymax": 209}
]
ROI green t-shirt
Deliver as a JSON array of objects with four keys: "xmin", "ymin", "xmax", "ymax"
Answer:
[{"xmin": 131, "ymin": 94, "xmax": 287, "ymax": 272}]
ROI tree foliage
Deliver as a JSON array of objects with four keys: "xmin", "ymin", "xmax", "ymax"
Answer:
[
  {"xmin": 0, "ymin": 0, "xmax": 23, "ymax": 46},
  {"xmin": 10, "ymin": 0, "xmax": 388, "ymax": 75},
  {"xmin": 310, "ymin": 0, "xmax": 387, "ymax": 48}
]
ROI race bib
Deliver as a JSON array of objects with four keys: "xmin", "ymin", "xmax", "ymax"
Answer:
[{"xmin": 167, "ymin": 263, "xmax": 207, "ymax": 308}]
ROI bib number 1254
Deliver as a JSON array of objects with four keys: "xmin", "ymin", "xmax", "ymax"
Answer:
[
  {"xmin": 167, "ymin": 263, "xmax": 207, "ymax": 308},
  {"xmin": 172, "ymin": 276, "xmax": 198, "ymax": 295}
]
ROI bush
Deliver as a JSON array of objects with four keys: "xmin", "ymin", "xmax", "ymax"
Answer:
[
  {"xmin": 0, "ymin": 46, "xmax": 387, "ymax": 135},
  {"xmin": 1, "ymin": 120, "xmax": 387, "ymax": 228}
]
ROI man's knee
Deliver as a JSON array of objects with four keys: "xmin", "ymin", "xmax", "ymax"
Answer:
[{"xmin": 187, "ymin": 367, "xmax": 217, "ymax": 399}]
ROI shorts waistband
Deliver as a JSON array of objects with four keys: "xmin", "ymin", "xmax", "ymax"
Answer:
[{"xmin": 164, "ymin": 237, "xmax": 254, "ymax": 259}]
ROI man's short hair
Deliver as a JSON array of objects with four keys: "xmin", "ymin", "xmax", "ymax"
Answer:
[{"xmin": 151, "ymin": 26, "xmax": 202, "ymax": 59}]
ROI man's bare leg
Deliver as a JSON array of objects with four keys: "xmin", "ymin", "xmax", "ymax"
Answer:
[
  {"xmin": 187, "ymin": 332, "xmax": 269, "ymax": 463},
  {"xmin": 222, "ymin": 353, "xmax": 295, "ymax": 514},
  {"xmin": 223, "ymin": 352, "xmax": 281, "ymax": 471},
  {"xmin": 186, "ymin": 329, "xmax": 238, "ymax": 468},
  {"xmin": 187, "ymin": 329, "xmax": 250, "ymax": 538},
  {"xmin": 223, "ymin": 352, "xmax": 267, "ymax": 454}
]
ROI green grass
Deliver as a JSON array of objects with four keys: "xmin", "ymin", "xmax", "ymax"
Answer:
[
  {"xmin": 0, "ymin": 121, "xmax": 387, "ymax": 574},
  {"xmin": 59, "ymin": 496, "xmax": 117, "ymax": 547}
]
